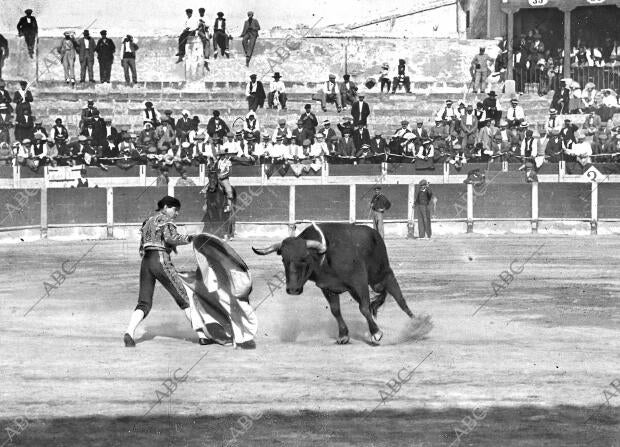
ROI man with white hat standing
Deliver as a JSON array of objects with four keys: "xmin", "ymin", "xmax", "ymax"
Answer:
[
  {"xmin": 470, "ymin": 47, "xmax": 493, "ymax": 94},
  {"xmin": 268, "ymin": 72, "xmax": 287, "ymax": 109}
]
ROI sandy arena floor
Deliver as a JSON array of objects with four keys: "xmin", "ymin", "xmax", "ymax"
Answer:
[{"xmin": 1, "ymin": 235, "xmax": 619, "ymax": 446}]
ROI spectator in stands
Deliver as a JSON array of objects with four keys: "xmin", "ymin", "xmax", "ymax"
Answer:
[
  {"xmin": 474, "ymin": 102, "xmax": 487, "ymax": 130},
  {"xmin": 246, "ymin": 74, "xmax": 266, "ymax": 111},
  {"xmin": 176, "ymin": 110, "xmax": 193, "ymax": 143},
  {"xmin": 213, "ymin": 12, "xmax": 228, "ymax": 58},
  {"xmin": 477, "ymin": 119, "xmax": 495, "ymax": 155},
  {"xmin": 299, "ymin": 104, "xmax": 318, "ymax": 143},
  {"xmin": 337, "ymin": 116, "xmax": 354, "ymax": 137},
  {"xmin": 310, "ymin": 132, "xmax": 329, "ymax": 160},
  {"xmin": 268, "ymin": 72, "xmax": 287, "ymax": 109},
  {"xmin": 14, "ymin": 81, "xmax": 33, "ymax": 108},
  {"xmin": 353, "ymin": 125, "xmax": 370, "ymax": 152},
  {"xmin": 206, "ymin": 110, "xmax": 229, "ymax": 143},
  {"xmin": 460, "ymin": 105, "xmax": 478, "ymax": 148},
  {"xmin": 581, "ymin": 82, "xmax": 597, "ymax": 111},
  {"xmin": 101, "ymin": 134, "xmax": 119, "ymax": 163},
  {"xmin": 240, "ymin": 11, "xmax": 260, "ymax": 67},
  {"xmin": 506, "ymin": 98, "xmax": 525, "ymax": 128},
  {"xmin": 121, "ymin": 35, "xmax": 139, "ymax": 86},
  {"xmin": 243, "ymin": 111, "xmax": 260, "ymax": 143},
  {"xmin": 552, "ymin": 79, "xmax": 571, "ymax": 115},
  {"xmin": 142, "ymin": 101, "xmax": 160, "ymax": 127},
  {"xmin": 316, "ymin": 74, "xmax": 342, "ymax": 113},
  {"xmin": 59, "ymin": 31, "xmax": 78, "ymax": 86},
  {"xmin": 482, "ymin": 91, "xmax": 501, "ymax": 125},
  {"xmin": 560, "ymin": 119, "xmax": 578, "ymax": 150},
  {"xmin": 416, "ymin": 139, "xmax": 436, "ymax": 169},
  {"xmin": 0, "ymin": 142, "xmax": 11, "ymax": 165},
  {"xmin": 0, "ymin": 33, "xmax": 8, "ymax": 80},
  {"xmin": 17, "ymin": 9, "xmax": 38, "ymax": 58},
  {"xmin": 196, "ymin": 8, "xmax": 211, "ymax": 70},
  {"xmin": 337, "ymin": 129, "xmax": 356, "ymax": 157},
  {"xmin": 370, "ymin": 132, "xmax": 388, "ymax": 158},
  {"xmin": 104, "ymin": 119, "xmax": 119, "ymax": 145},
  {"xmin": 583, "ymin": 111, "xmax": 602, "ymax": 136},
  {"xmin": 271, "ymin": 118, "xmax": 291, "ymax": 144},
  {"xmin": 176, "ymin": 170, "xmax": 196, "ymax": 186},
  {"xmin": 15, "ymin": 104, "xmax": 34, "ymax": 142},
  {"xmin": 340, "ymin": 74, "xmax": 358, "ymax": 108},
  {"xmin": 74, "ymin": 168, "xmax": 89, "ymax": 187},
  {"xmin": 470, "ymin": 47, "xmax": 493, "ymax": 94},
  {"xmin": 392, "ymin": 59, "xmax": 411, "ymax": 94},
  {"xmin": 216, "ymin": 151, "xmax": 234, "ymax": 212},
  {"xmin": 351, "ymin": 94, "xmax": 370, "ymax": 127},
  {"xmin": 33, "ymin": 120, "xmax": 47, "ymax": 138},
  {"xmin": 78, "ymin": 30, "xmax": 96, "ymax": 83},
  {"xmin": 378, "ymin": 63, "xmax": 391, "ymax": 93},
  {"xmin": 95, "ymin": 30, "xmax": 115, "ymax": 84},
  {"xmin": 162, "ymin": 109, "xmax": 175, "ymax": 129},
  {"xmin": 599, "ymin": 89, "xmax": 619, "ymax": 122},
  {"xmin": 317, "ymin": 119, "xmax": 336, "ymax": 151},
  {"xmin": 436, "ymin": 100, "xmax": 460, "ymax": 132},
  {"xmin": 176, "ymin": 8, "xmax": 198, "ymax": 63}
]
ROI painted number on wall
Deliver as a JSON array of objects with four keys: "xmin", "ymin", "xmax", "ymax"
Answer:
[{"xmin": 528, "ymin": 0, "xmax": 549, "ymax": 5}]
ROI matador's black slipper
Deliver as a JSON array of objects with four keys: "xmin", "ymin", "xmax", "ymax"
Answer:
[
  {"xmin": 198, "ymin": 338, "xmax": 216, "ymax": 346},
  {"xmin": 123, "ymin": 333, "xmax": 136, "ymax": 347}
]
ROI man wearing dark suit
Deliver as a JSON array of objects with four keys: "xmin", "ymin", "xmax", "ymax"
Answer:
[
  {"xmin": 246, "ymin": 74, "xmax": 266, "ymax": 111},
  {"xmin": 78, "ymin": 30, "xmax": 96, "ymax": 83},
  {"xmin": 206, "ymin": 110, "xmax": 229, "ymax": 143},
  {"xmin": 340, "ymin": 74, "xmax": 358, "ymax": 108},
  {"xmin": 17, "ymin": 9, "xmax": 38, "ymax": 58},
  {"xmin": 240, "ymin": 11, "xmax": 260, "ymax": 67},
  {"xmin": 90, "ymin": 111, "xmax": 107, "ymax": 147},
  {"xmin": 337, "ymin": 117, "xmax": 354, "ymax": 137},
  {"xmin": 95, "ymin": 30, "xmax": 115, "ymax": 83},
  {"xmin": 176, "ymin": 110, "xmax": 194, "ymax": 142},
  {"xmin": 13, "ymin": 81, "xmax": 33, "ymax": 109},
  {"xmin": 15, "ymin": 103, "xmax": 34, "ymax": 142},
  {"xmin": 351, "ymin": 94, "xmax": 370, "ymax": 127},
  {"xmin": 0, "ymin": 81, "xmax": 12, "ymax": 144},
  {"xmin": 299, "ymin": 104, "xmax": 318, "ymax": 143},
  {"xmin": 319, "ymin": 119, "xmax": 337, "ymax": 152},
  {"xmin": 0, "ymin": 34, "xmax": 9, "ymax": 80},
  {"xmin": 370, "ymin": 132, "xmax": 388, "ymax": 157},
  {"xmin": 337, "ymin": 130, "xmax": 356, "ymax": 157},
  {"xmin": 353, "ymin": 125, "xmax": 371, "ymax": 151},
  {"xmin": 212, "ymin": 12, "xmax": 228, "ymax": 58},
  {"xmin": 104, "ymin": 119, "xmax": 120, "ymax": 145}
]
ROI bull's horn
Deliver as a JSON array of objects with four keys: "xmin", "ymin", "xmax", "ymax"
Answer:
[
  {"xmin": 306, "ymin": 239, "xmax": 327, "ymax": 254},
  {"xmin": 252, "ymin": 242, "xmax": 282, "ymax": 255},
  {"xmin": 311, "ymin": 222, "xmax": 327, "ymax": 253}
]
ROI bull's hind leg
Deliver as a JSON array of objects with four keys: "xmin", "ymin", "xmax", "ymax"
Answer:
[
  {"xmin": 322, "ymin": 289, "xmax": 349, "ymax": 344},
  {"xmin": 370, "ymin": 283, "xmax": 387, "ymax": 318},
  {"xmin": 385, "ymin": 271, "xmax": 414, "ymax": 318}
]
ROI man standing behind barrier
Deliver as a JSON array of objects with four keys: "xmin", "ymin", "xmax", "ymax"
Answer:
[
  {"xmin": 370, "ymin": 186, "xmax": 391, "ymax": 239},
  {"xmin": 240, "ymin": 11, "xmax": 260, "ymax": 67},
  {"xmin": 17, "ymin": 9, "xmax": 38, "ymax": 58},
  {"xmin": 415, "ymin": 179, "xmax": 435, "ymax": 239}
]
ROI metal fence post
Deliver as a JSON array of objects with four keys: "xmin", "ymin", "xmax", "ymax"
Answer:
[
  {"xmin": 591, "ymin": 181, "xmax": 598, "ymax": 235},
  {"xmin": 531, "ymin": 181, "xmax": 538, "ymax": 234},
  {"xmin": 40, "ymin": 187, "xmax": 48, "ymax": 239},
  {"xmin": 288, "ymin": 185, "xmax": 296, "ymax": 236},
  {"xmin": 466, "ymin": 182, "xmax": 473, "ymax": 233},
  {"xmin": 106, "ymin": 187, "xmax": 114, "ymax": 238}
]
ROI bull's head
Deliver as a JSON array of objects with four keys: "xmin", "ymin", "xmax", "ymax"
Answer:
[{"xmin": 252, "ymin": 224, "xmax": 327, "ymax": 295}]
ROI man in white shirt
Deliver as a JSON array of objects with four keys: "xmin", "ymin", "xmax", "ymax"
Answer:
[
  {"xmin": 436, "ymin": 100, "xmax": 461, "ymax": 132},
  {"xmin": 506, "ymin": 98, "xmax": 525, "ymax": 128},
  {"xmin": 316, "ymin": 74, "xmax": 342, "ymax": 112},
  {"xmin": 268, "ymin": 72, "xmax": 287, "ymax": 109},
  {"xmin": 176, "ymin": 8, "xmax": 199, "ymax": 63},
  {"xmin": 566, "ymin": 132, "xmax": 592, "ymax": 167},
  {"xmin": 246, "ymin": 74, "xmax": 266, "ymax": 111},
  {"xmin": 544, "ymin": 108, "xmax": 561, "ymax": 136}
]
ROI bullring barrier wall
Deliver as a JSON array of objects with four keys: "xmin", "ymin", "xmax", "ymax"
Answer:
[{"xmin": 0, "ymin": 182, "xmax": 614, "ymax": 241}]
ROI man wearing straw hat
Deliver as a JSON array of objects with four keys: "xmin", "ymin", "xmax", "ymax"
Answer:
[{"xmin": 59, "ymin": 31, "xmax": 78, "ymax": 85}]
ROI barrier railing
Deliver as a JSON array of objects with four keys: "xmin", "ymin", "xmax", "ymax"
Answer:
[{"xmin": 0, "ymin": 181, "xmax": 614, "ymax": 238}]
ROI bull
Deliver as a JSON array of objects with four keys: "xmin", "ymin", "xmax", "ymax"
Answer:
[{"xmin": 252, "ymin": 222, "xmax": 414, "ymax": 344}]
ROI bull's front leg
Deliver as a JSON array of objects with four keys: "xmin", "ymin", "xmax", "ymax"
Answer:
[
  {"xmin": 321, "ymin": 289, "xmax": 349, "ymax": 344},
  {"xmin": 349, "ymin": 284, "xmax": 382, "ymax": 345}
]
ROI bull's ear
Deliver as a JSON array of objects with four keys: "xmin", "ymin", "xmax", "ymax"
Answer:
[{"xmin": 252, "ymin": 242, "xmax": 282, "ymax": 256}]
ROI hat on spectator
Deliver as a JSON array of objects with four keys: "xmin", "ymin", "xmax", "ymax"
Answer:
[
  {"xmin": 330, "ymin": 136, "xmax": 340, "ymax": 142},
  {"xmin": 520, "ymin": 122, "xmax": 529, "ymax": 128},
  {"xmin": 296, "ymin": 119, "xmax": 303, "ymax": 125},
  {"xmin": 571, "ymin": 81, "xmax": 580, "ymax": 89},
  {"xmin": 533, "ymin": 130, "xmax": 541, "ymax": 138},
  {"xmin": 87, "ymin": 100, "xmax": 94, "ymax": 105},
  {"xmin": 445, "ymin": 99, "xmax": 453, "ymax": 104},
  {"xmin": 315, "ymin": 133, "xmax": 325, "ymax": 139},
  {"xmin": 145, "ymin": 101, "xmax": 153, "ymax": 107},
  {"xmin": 302, "ymin": 139, "xmax": 311, "ymax": 146},
  {"xmin": 0, "ymin": 81, "xmax": 5, "ymax": 88},
  {"xmin": 185, "ymin": 8, "xmax": 192, "ymax": 13},
  {"xmin": 419, "ymin": 179, "xmax": 428, "ymax": 186},
  {"xmin": 511, "ymin": 97, "xmax": 518, "ymax": 103},
  {"xmin": 323, "ymin": 119, "xmax": 330, "ymax": 125},
  {"xmin": 78, "ymin": 135, "xmax": 87, "ymax": 142},
  {"xmin": 375, "ymin": 131, "xmax": 382, "ymax": 136},
  {"xmin": 329, "ymin": 74, "xmax": 336, "ymax": 80},
  {"xmin": 164, "ymin": 109, "xmax": 173, "ymax": 115},
  {"xmin": 488, "ymin": 91, "xmax": 497, "ymax": 98},
  {"xmin": 143, "ymin": 119, "xmax": 152, "ymax": 125},
  {"xmin": 453, "ymin": 143, "xmax": 462, "ymax": 149},
  {"xmin": 381, "ymin": 62, "xmax": 389, "ymax": 69},
  {"xmin": 564, "ymin": 118, "xmax": 571, "ymax": 123},
  {"xmin": 304, "ymin": 103, "xmax": 312, "ymax": 110},
  {"xmin": 342, "ymin": 117, "xmax": 351, "ymax": 122},
  {"xmin": 274, "ymin": 118, "xmax": 285, "ymax": 125},
  {"xmin": 272, "ymin": 72, "xmax": 282, "ymax": 79},
  {"xmin": 250, "ymin": 74, "xmax": 257, "ymax": 79},
  {"xmin": 401, "ymin": 120, "xmax": 409, "ymax": 125},
  {"xmin": 226, "ymin": 132, "xmax": 234, "ymax": 138},
  {"xmin": 55, "ymin": 117, "xmax": 62, "ymax": 123},
  {"xmin": 493, "ymin": 133, "xmax": 502, "ymax": 141},
  {"xmin": 361, "ymin": 143, "xmax": 370, "ymax": 149},
  {"xmin": 217, "ymin": 11, "xmax": 224, "ymax": 17},
  {"xmin": 34, "ymin": 132, "xmax": 45, "ymax": 140},
  {"xmin": 181, "ymin": 142, "xmax": 191, "ymax": 148},
  {"xmin": 585, "ymin": 82, "xmax": 595, "ymax": 89},
  {"xmin": 25, "ymin": 9, "xmax": 33, "ymax": 14},
  {"xmin": 194, "ymin": 132, "xmax": 205, "ymax": 140},
  {"xmin": 342, "ymin": 128, "xmax": 352, "ymax": 135},
  {"xmin": 85, "ymin": 136, "xmax": 93, "ymax": 141},
  {"xmin": 100, "ymin": 30, "xmax": 107, "ymax": 36},
  {"xmin": 422, "ymin": 139, "xmax": 431, "ymax": 145},
  {"xmin": 549, "ymin": 108, "xmax": 557, "ymax": 114},
  {"xmin": 63, "ymin": 31, "xmax": 72, "ymax": 36},
  {"xmin": 182, "ymin": 109, "xmax": 190, "ymax": 115}
]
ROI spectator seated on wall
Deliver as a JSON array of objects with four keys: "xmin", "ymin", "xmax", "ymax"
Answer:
[{"xmin": 0, "ymin": 141, "xmax": 12, "ymax": 165}]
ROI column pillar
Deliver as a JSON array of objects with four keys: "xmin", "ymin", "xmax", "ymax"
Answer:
[
  {"xmin": 506, "ymin": 10, "xmax": 515, "ymax": 81},
  {"xmin": 559, "ymin": 6, "xmax": 574, "ymax": 79}
]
